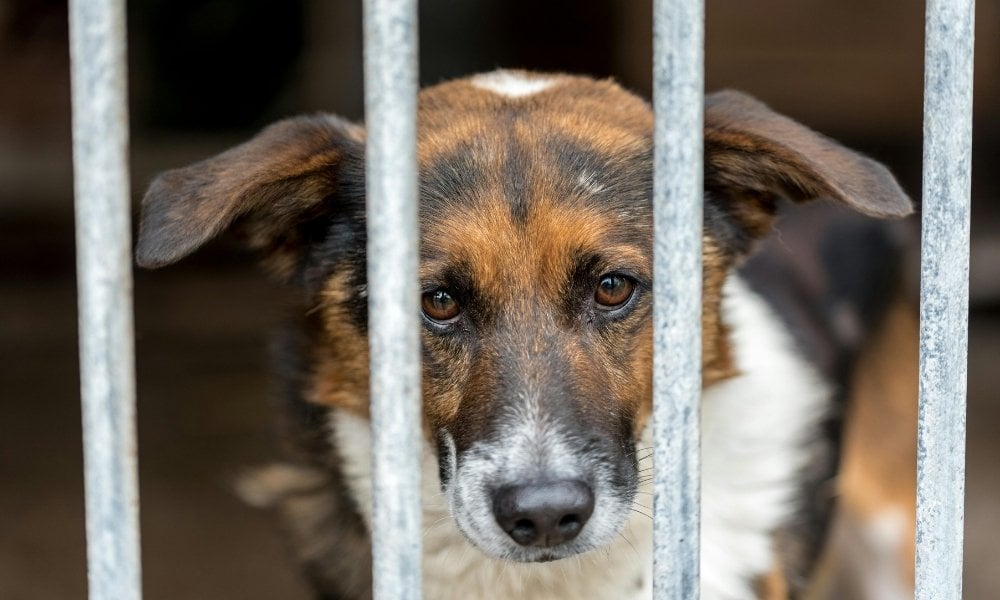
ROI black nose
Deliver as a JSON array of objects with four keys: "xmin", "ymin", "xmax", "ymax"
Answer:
[{"xmin": 493, "ymin": 479, "xmax": 595, "ymax": 547}]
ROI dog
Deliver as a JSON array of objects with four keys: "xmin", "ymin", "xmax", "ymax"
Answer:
[{"xmin": 136, "ymin": 70, "xmax": 917, "ymax": 599}]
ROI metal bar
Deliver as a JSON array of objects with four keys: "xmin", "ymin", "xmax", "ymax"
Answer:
[
  {"xmin": 651, "ymin": 0, "xmax": 704, "ymax": 597},
  {"xmin": 68, "ymin": 0, "xmax": 142, "ymax": 599},
  {"xmin": 916, "ymin": 0, "xmax": 975, "ymax": 597},
  {"xmin": 362, "ymin": 1, "xmax": 422, "ymax": 598}
]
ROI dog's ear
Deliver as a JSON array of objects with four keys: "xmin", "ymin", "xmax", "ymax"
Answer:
[
  {"xmin": 703, "ymin": 90, "xmax": 912, "ymax": 256},
  {"xmin": 136, "ymin": 115, "xmax": 364, "ymax": 274}
]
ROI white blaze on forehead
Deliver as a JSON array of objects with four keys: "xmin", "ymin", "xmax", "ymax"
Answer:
[{"xmin": 471, "ymin": 70, "xmax": 557, "ymax": 98}]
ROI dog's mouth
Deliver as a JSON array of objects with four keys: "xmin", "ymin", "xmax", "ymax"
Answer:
[{"xmin": 440, "ymin": 428, "xmax": 639, "ymax": 563}]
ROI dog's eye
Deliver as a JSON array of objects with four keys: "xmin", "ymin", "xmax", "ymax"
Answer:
[
  {"xmin": 422, "ymin": 289, "xmax": 461, "ymax": 322},
  {"xmin": 594, "ymin": 274, "xmax": 635, "ymax": 309}
]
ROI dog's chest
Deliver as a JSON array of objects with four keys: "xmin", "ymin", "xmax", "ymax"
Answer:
[{"xmin": 331, "ymin": 276, "xmax": 828, "ymax": 599}]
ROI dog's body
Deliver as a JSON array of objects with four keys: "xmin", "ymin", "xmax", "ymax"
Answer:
[{"xmin": 137, "ymin": 71, "xmax": 917, "ymax": 599}]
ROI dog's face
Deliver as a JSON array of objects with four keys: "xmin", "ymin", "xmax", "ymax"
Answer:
[
  {"xmin": 136, "ymin": 71, "xmax": 910, "ymax": 564},
  {"xmin": 413, "ymin": 75, "xmax": 659, "ymax": 561}
]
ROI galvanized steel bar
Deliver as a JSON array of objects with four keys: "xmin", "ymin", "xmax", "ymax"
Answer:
[
  {"xmin": 916, "ymin": 0, "xmax": 975, "ymax": 597},
  {"xmin": 68, "ymin": 0, "xmax": 142, "ymax": 598},
  {"xmin": 652, "ymin": 0, "xmax": 704, "ymax": 597},
  {"xmin": 363, "ymin": 0, "xmax": 422, "ymax": 598}
]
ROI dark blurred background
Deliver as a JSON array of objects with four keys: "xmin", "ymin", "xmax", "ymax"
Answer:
[{"xmin": 1, "ymin": 1, "xmax": 997, "ymax": 598}]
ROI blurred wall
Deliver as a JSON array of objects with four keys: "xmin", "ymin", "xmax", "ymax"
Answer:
[{"xmin": 1, "ymin": 1, "xmax": 997, "ymax": 598}]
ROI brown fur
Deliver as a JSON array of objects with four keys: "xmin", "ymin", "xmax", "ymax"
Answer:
[
  {"xmin": 755, "ymin": 554, "xmax": 792, "ymax": 600},
  {"xmin": 418, "ymin": 196, "xmax": 655, "ymax": 437},
  {"xmin": 136, "ymin": 116, "xmax": 366, "ymax": 279},
  {"xmin": 310, "ymin": 269, "xmax": 371, "ymax": 417},
  {"xmin": 839, "ymin": 298, "xmax": 919, "ymax": 531}
]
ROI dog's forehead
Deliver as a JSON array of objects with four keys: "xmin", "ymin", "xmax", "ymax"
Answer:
[
  {"xmin": 418, "ymin": 198, "xmax": 647, "ymax": 301},
  {"xmin": 416, "ymin": 71, "xmax": 653, "ymax": 162},
  {"xmin": 413, "ymin": 72, "xmax": 654, "ymax": 301}
]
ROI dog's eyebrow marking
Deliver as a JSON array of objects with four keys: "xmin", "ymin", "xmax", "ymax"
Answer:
[
  {"xmin": 471, "ymin": 71, "xmax": 557, "ymax": 98},
  {"xmin": 420, "ymin": 143, "xmax": 484, "ymax": 206},
  {"xmin": 547, "ymin": 137, "xmax": 615, "ymax": 186}
]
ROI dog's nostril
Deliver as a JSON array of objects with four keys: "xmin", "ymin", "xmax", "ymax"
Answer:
[
  {"xmin": 510, "ymin": 519, "xmax": 537, "ymax": 545},
  {"xmin": 558, "ymin": 514, "xmax": 581, "ymax": 532},
  {"xmin": 492, "ymin": 479, "xmax": 595, "ymax": 548}
]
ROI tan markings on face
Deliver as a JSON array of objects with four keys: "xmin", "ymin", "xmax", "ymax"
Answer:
[
  {"xmin": 420, "ymin": 338, "xmax": 473, "ymax": 429},
  {"xmin": 307, "ymin": 269, "xmax": 370, "ymax": 416},
  {"xmin": 423, "ymin": 196, "xmax": 614, "ymax": 306},
  {"xmin": 564, "ymin": 319, "xmax": 641, "ymax": 421},
  {"xmin": 419, "ymin": 186, "xmax": 652, "ymax": 437},
  {"xmin": 629, "ymin": 319, "xmax": 655, "ymax": 435}
]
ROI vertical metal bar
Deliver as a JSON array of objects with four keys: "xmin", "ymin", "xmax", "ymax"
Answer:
[
  {"xmin": 917, "ymin": 0, "xmax": 975, "ymax": 597},
  {"xmin": 68, "ymin": 0, "xmax": 141, "ymax": 599},
  {"xmin": 363, "ymin": 1, "xmax": 422, "ymax": 598},
  {"xmin": 652, "ymin": 0, "xmax": 704, "ymax": 597}
]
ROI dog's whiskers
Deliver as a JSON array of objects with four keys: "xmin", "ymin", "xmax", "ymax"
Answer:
[
  {"xmin": 630, "ymin": 507, "xmax": 653, "ymax": 521},
  {"xmin": 616, "ymin": 530, "xmax": 640, "ymax": 560}
]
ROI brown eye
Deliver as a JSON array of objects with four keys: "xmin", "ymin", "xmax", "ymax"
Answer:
[
  {"xmin": 422, "ymin": 289, "xmax": 461, "ymax": 322},
  {"xmin": 594, "ymin": 274, "xmax": 635, "ymax": 309}
]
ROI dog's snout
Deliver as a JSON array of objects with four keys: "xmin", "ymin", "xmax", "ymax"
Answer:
[{"xmin": 493, "ymin": 480, "xmax": 595, "ymax": 548}]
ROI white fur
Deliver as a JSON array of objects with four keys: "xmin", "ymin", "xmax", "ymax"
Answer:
[
  {"xmin": 331, "ymin": 275, "xmax": 829, "ymax": 599},
  {"xmin": 471, "ymin": 70, "xmax": 557, "ymax": 98}
]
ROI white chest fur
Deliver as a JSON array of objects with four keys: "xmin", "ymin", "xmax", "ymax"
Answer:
[{"xmin": 331, "ymin": 276, "xmax": 828, "ymax": 599}]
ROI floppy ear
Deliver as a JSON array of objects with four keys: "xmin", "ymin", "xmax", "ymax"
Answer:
[
  {"xmin": 703, "ymin": 90, "xmax": 912, "ymax": 257},
  {"xmin": 136, "ymin": 114, "xmax": 365, "ymax": 274}
]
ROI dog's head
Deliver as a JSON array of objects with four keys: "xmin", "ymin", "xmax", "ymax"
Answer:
[{"xmin": 137, "ymin": 71, "xmax": 911, "ymax": 563}]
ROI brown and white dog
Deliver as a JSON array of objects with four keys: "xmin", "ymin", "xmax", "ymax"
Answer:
[{"xmin": 136, "ymin": 71, "xmax": 918, "ymax": 599}]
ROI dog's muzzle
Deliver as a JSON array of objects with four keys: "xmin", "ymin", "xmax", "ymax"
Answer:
[{"xmin": 441, "ymin": 420, "xmax": 637, "ymax": 563}]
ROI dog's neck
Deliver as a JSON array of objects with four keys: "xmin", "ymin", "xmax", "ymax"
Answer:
[{"xmin": 330, "ymin": 275, "xmax": 828, "ymax": 599}]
